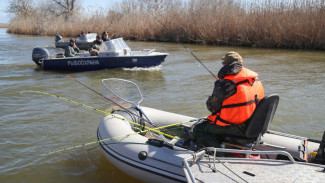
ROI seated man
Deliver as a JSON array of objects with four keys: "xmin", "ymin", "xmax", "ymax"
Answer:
[
  {"xmin": 64, "ymin": 38, "xmax": 80, "ymax": 57},
  {"xmin": 192, "ymin": 51, "xmax": 264, "ymax": 148},
  {"xmin": 90, "ymin": 35, "xmax": 102, "ymax": 56},
  {"xmin": 78, "ymin": 30, "xmax": 85, "ymax": 38}
]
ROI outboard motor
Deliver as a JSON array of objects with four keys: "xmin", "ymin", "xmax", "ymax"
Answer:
[
  {"xmin": 32, "ymin": 47, "xmax": 50, "ymax": 66},
  {"xmin": 55, "ymin": 35, "xmax": 62, "ymax": 42}
]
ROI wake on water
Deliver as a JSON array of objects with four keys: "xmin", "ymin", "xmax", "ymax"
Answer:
[{"xmin": 122, "ymin": 65, "xmax": 162, "ymax": 71}]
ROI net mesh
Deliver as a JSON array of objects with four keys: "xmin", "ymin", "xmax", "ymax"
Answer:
[{"xmin": 102, "ymin": 78, "xmax": 142, "ymax": 112}]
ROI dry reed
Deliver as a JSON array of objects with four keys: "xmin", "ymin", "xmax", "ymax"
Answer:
[{"xmin": 7, "ymin": 0, "xmax": 325, "ymax": 50}]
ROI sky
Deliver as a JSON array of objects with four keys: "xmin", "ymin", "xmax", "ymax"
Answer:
[{"xmin": 0, "ymin": 0, "xmax": 120, "ymax": 23}]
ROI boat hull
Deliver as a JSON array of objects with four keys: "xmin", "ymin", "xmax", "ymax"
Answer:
[
  {"xmin": 97, "ymin": 107, "xmax": 324, "ymax": 182},
  {"xmin": 97, "ymin": 108, "xmax": 195, "ymax": 183},
  {"xmin": 40, "ymin": 55, "xmax": 167, "ymax": 71}
]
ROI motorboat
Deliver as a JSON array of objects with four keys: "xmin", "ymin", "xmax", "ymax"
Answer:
[
  {"xmin": 31, "ymin": 38, "xmax": 168, "ymax": 71},
  {"xmin": 54, "ymin": 33, "xmax": 97, "ymax": 50},
  {"xmin": 97, "ymin": 78, "xmax": 325, "ymax": 183}
]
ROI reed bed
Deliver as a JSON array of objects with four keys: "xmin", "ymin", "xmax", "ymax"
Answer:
[{"xmin": 7, "ymin": 0, "xmax": 325, "ymax": 50}]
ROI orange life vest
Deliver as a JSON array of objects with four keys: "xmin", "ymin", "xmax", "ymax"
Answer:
[{"xmin": 207, "ymin": 67, "xmax": 264, "ymax": 126}]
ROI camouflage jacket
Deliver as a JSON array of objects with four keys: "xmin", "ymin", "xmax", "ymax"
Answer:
[
  {"xmin": 206, "ymin": 61, "xmax": 243, "ymax": 114},
  {"xmin": 90, "ymin": 40, "xmax": 102, "ymax": 56},
  {"xmin": 64, "ymin": 43, "xmax": 80, "ymax": 57}
]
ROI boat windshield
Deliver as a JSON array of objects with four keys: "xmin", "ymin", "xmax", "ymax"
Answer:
[
  {"xmin": 117, "ymin": 38, "xmax": 129, "ymax": 49},
  {"xmin": 103, "ymin": 38, "xmax": 130, "ymax": 52},
  {"xmin": 78, "ymin": 33, "xmax": 97, "ymax": 41},
  {"xmin": 105, "ymin": 41, "xmax": 115, "ymax": 52},
  {"xmin": 112, "ymin": 39, "xmax": 122, "ymax": 50},
  {"xmin": 99, "ymin": 42, "xmax": 108, "ymax": 51}
]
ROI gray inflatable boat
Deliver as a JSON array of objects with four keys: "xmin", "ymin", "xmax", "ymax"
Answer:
[{"xmin": 97, "ymin": 78, "xmax": 325, "ymax": 183}]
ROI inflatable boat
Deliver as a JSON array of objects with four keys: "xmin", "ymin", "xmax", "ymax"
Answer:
[
  {"xmin": 32, "ymin": 38, "xmax": 168, "ymax": 71},
  {"xmin": 97, "ymin": 78, "xmax": 325, "ymax": 183}
]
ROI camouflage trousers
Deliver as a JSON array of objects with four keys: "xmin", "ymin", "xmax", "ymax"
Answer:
[{"xmin": 192, "ymin": 119, "xmax": 247, "ymax": 148}]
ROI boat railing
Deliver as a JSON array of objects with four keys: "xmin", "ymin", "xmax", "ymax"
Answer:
[
  {"xmin": 207, "ymin": 147, "xmax": 297, "ymax": 162},
  {"xmin": 143, "ymin": 49, "xmax": 156, "ymax": 53},
  {"xmin": 182, "ymin": 150, "xmax": 206, "ymax": 183},
  {"xmin": 182, "ymin": 148, "xmax": 297, "ymax": 183}
]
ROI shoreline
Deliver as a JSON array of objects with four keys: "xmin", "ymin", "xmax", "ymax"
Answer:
[
  {"xmin": 0, "ymin": 23, "xmax": 9, "ymax": 28},
  {"xmin": 5, "ymin": 0, "xmax": 325, "ymax": 50},
  {"xmin": 4, "ymin": 30, "xmax": 324, "ymax": 52}
]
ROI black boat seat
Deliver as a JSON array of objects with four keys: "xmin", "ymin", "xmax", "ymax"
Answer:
[{"xmin": 222, "ymin": 94, "xmax": 280, "ymax": 148}]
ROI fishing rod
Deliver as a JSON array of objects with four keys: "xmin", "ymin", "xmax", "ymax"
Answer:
[
  {"xmin": 65, "ymin": 74, "xmax": 154, "ymax": 126},
  {"xmin": 64, "ymin": 74, "xmax": 179, "ymax": 139},
  {"xmin": 148, "ymin": 11, "xmax": 218, "ymax": 80},
  {"xmin": 41, "ymin": 118, "xmax": 197, "ymax": 156},
  {"xmin": 65, "ymin": 74, "xmax": 187, "ymax": 142},
  {"xmin": 20, "ymin": 90, "xmax": 198, "ymax": 155},
  {"xmin": 21, "ymin": 90, "xmax": 178, "ymax": 140},
  {"xmin": 68, "ymin": 74, "xmax": 182, "ymax": 145}
]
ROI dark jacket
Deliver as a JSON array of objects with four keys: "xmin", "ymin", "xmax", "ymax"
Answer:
[
  {"xmin": 64, "ymin": 43, "xmax": 80, "ymax": 57},
  {"xmin": 102, "ymin": 37, "xmax": 110, "ymax": 41},
  {"xmin": 206, "ymin": 61, "xmax": 243, "ymax": 114}
]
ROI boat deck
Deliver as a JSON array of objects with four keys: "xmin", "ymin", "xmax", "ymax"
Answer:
[
  {"xmin": 184, "ymin": 149, "xmax": 325, "ymax": 183},
  {"xmin": 189, "ymin": 158, "xmax": 325, "ymax": 183}
]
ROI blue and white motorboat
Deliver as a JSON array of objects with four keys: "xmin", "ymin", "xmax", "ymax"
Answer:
[{"xmin": 32, "ymin": 38, "xmax": 168, "ymax": 71}]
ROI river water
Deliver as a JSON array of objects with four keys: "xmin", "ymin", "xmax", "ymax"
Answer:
[{"xmin": 0, "ymin": 28, "xmax": 325, "ymax": 182}]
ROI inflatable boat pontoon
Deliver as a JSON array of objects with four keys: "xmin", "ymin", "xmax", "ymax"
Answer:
[{"xmin": 97, "ymin": 78, "xmax": 325, "ymax": 183}]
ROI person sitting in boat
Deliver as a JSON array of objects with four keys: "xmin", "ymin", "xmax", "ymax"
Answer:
[
  {"xmin": 192, "ymin": 51, "xmax": 264, "ymax": 148},
  {"xmin": 78, "ymin": 30, "xmax": 85, "ymax": 38},
  {"xmin": 90, "ymin": 35, "xmax": 103, "ymax": 56},
  {"xmin": 64, "ymin": 38, "xmax": 80, "ymax": 57},
  {"xmin": 102, "ymin": 31, "xmax": 110, "ymax": 41}
]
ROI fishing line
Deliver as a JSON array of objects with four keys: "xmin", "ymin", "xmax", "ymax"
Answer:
[
  {"xmin": 64, "ymin": 74, "xmax": 178, "ymax": 136},
  {"xmin": 21, "ymin": 90, "xmax": 199, "ymax": 155},
  {"xmin": 65, "ymin": 74, "xmax": 152, "ymax": 125},
  {"xmin": 148, "ymin": 11, "xmax": 218, "ymax": 80},
  {"xmin": 21, "ymin": 90, "xmax": 178, "ymax": 139}
]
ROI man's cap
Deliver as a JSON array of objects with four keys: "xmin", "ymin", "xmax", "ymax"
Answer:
[
  {"xmin": 96, "ymin": 35, "xmax": 102, "ymax": 39},
  {"xmin": 81, "ymin": 30, "xmax": 85, "ymax": 33},
  {"xmin": 70, "ymin": 38, "xmax": 76, "ymax": 42},
  {"xmin": 102, "ymin": 31, "xmax": 108, "ymax": 35},
  {"xmin": 221, "ymin": 51, "xmax": 243, "ymax": 65}
]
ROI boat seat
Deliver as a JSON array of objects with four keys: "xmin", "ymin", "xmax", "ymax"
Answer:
[
  {"xmin": 222, "ymin": 94, "xmax": 280, "ymax": 148},
  {"xmin": 56, "ymin": 53, "xmax": 65, "ymax": 58}
]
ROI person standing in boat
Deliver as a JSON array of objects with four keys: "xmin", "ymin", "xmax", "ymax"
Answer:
[
  {"xmin": 64, "ymin": 38, "xmax": 80, "ymax": 57},
  {"xmin": 102, "ymin": 31, "xmax": 110, "ymax": 41},
  {"xmin": 192, "ymin": 51, "xmax": 264, "ymax": 148},
  {"xmin": 90, "ymin": 35, "xmax": 103, "ymax": 56}
]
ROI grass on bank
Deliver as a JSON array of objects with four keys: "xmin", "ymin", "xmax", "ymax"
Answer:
[{"xmin": 6, "ymin": 0, "xmax": 325, "ymax": 50}]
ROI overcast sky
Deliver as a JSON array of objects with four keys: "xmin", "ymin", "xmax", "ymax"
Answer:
[{"xmin": 0, "ymin": 0, "xmax": 120, "ymax": 23}]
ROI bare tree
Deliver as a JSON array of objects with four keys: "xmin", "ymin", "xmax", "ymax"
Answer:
[
  {"xmin": 6, "ymin": 0, "xmax": 34, "ymax": 16},
  {"xmin": 49, "ymin": 0, "xmax": 79, "ymax": 19}
]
